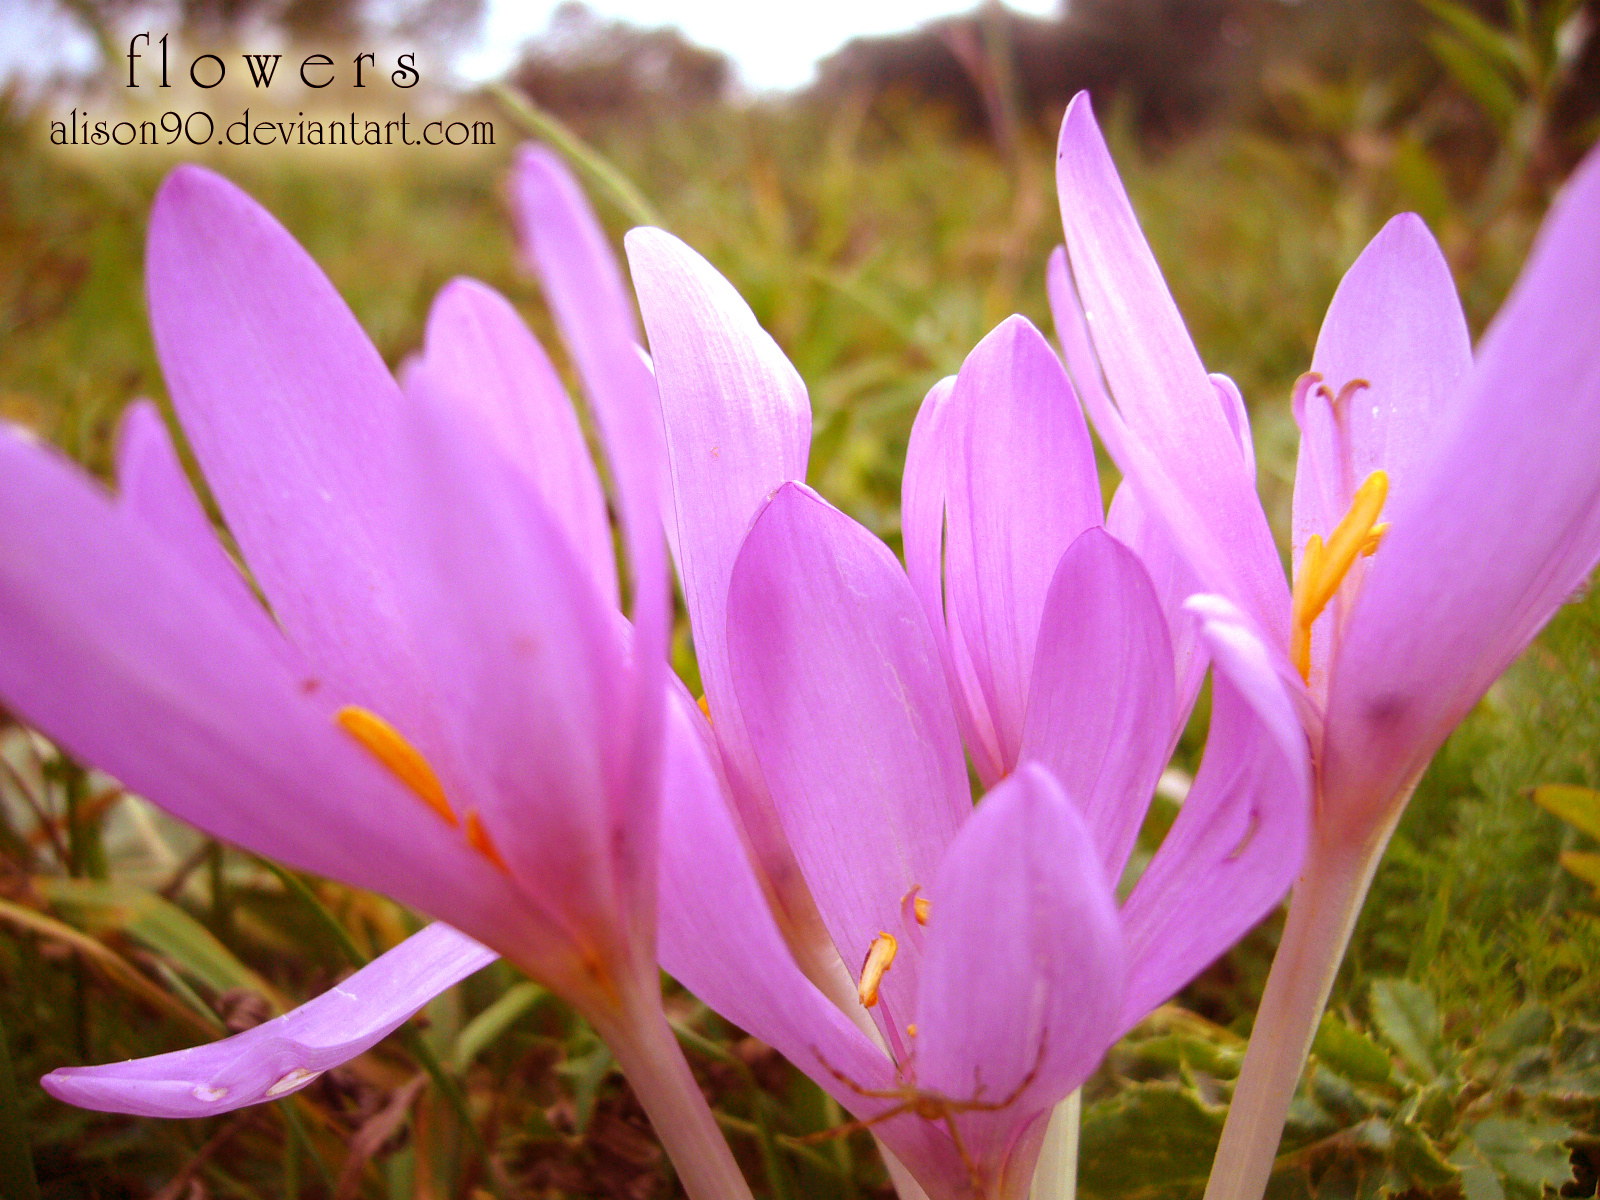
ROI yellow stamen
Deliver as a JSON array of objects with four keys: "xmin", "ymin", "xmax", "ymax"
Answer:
[
  {"xmin": 906, "ymin": 1023, "xmax": 918, "ymax": 1037},
  {"xmin": 858, "ymin": 932, "xmax": 898, "ymax": 1008},
  {"xmin": 1360, "ymin": 522, "xmax": 1391, "ymax": 557},
  {"xmin": 1291, "ymin": 471, "xmax": 1389, "ymax": 681},
  {"xmin": 464, "ymin": 810, "xmax": 510, "ymax": 873},
  {"xmin": 336, "ymin": 706, "xmax": 457, "ymax": 826},
  {"xmin": 697, "ymin": 694, "xmax": 711, "ymax": 722},
  {"xmin": 913, "ymin": 896, "xmax": 931, "ymax": 926}
]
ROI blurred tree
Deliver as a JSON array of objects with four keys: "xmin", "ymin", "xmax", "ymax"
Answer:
[{"xmin": 507, "ymin": 2, "xmax": 732, "ymax": 125}]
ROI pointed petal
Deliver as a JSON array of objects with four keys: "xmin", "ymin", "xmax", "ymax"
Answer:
[
  {"xmin": 411, "ymin": 278, "xmax": 617, "ymax": 606},
  {"xmin": 1055, "ymin": 95, "xmax": 1288, "ymax": 641},
  {"xmin": 145, "ymin": 167, "xmax": 461, "ymax": 747},
  {"xmin": 903, "ymin": 374, "xmax": 1007, "ymax": 784},
  {"xmin": 1019, "ymin": 528, "xmax": 1176, "ymax": 883},
  {"xmin": 384, "ymin": 381, "xmax": 646, "ymax": 964},
  {"xmin": 42, "ymin": 923, "xmax": 495, "ymax": 1117},
  {"xmin": 1293, "ymin": 217, "xmax": 1472, "ymax": 690},
  {"xmin": 512, "ymin": 146, "xmax": 668, "ymax": 888},
  {"xmin": 914, "ymin": 764, "xmax": 1125, "ymax": 1171},
  {"xmin": 1047, "ymin": 244, "xmax": 1129, "ymax": 465},
  {"xmin": 623, "ymin": 226, "xmax": 818, "ymax": 921},
  {"xmin": 0, "ymin": 428, "xmax": 526, "ymax": 945},
  {"xmin": 1106, "ymin": 482, "xmax": 1208, "ymax": 728},
  {"xmin": 1297, "ymin": 214, "xmax": 1471, "ymax": 548},
  {"xmin": 1326, "ymin": 144, "xmax": 1600, "ymax": 828},
  {"xmin": 726, "ymin": 483, "xmax": 970, "ymax": 1050},
  {"xmin": 512, "ymin": 147, "xmax": 663, "ymax": 617},
  {"xmin": 943, "ymin": 316, "xmax": 1104, "ymax": 778},
  {"xmin": 1116, "ymin": 599, "xmax": 1311, "ymax": 1033},
  {"xmin": 654, "ymin": 692, "xmax": 960, "ymax": 1183},
  {"xmin": 1210, "ymin": 373, "xmax": 1256, "ymax": 478},
  {"xmin": 113, "ymin": 401, "xmax": 274, "ymax": 641}
]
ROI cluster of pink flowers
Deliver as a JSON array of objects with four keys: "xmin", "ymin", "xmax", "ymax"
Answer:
[{"xmin": 7, "ymin": 95, "xmax": 1599, "ymax": 1200}]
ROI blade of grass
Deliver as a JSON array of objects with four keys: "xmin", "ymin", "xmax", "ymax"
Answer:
[
  {"xmin": 283, "ymin": 1096, "xmax": 337, "ymax": 1196},
  {"xmin": 0, "ymin": 1010, "xmax": 41, "ymax": 1200},
  {"xmin": 486, "ymin": 83, "xmax": 663, "ymax": 228},
  {"xmin": 0, "ymin": 896, "xmax": 219, "ymax": 1038}
]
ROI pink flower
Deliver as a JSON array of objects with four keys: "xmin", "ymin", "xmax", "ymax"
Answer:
[{"xmin": 1050, "ymin": 91, "xmax": 1600, "ymax": 1200}]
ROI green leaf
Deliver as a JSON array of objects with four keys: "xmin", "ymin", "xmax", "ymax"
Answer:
[
  {"xmin": 1531, "ymin": 784, "xmax": 1600, "ymax": 840},
  {"xmin": 1391, "ymin": 1121, "xmax": 1461, "ymax": 1191},
  {"xmin": 1077, "ymin": 1083, "xmax": 1223, "ymax": 1200},
  {"xmin": 1451, "ymin": 1139, "xmax": 1508, "ymax": 1200},
  {"xmin": 1482, "ymin": 1004, "xmax": 1555, "ymax": 1059},
  {"xmin": 1313, "ymin": 1012, "xmax": 1393, "ymax": 1086},
  {"xmin": 1123, "ymin": 1033, "xmax": 1243, "ymax": 1080},
  {"xmin": 1559, "ymin": 851, "xmax": 1600, "ymax": 892},
  {"xmin": 1421, "ymin": 0, "xmax": 1530, "ymax": 80},
  {"xmin": 453, "ymin": 981, "xmax": 544, "ymax": 1072},
  {"xmin": 37, "ymin": 876, "xmax": 275, "ymax": 1005},
  {"xmin": 1462, "ymin": 1117, "xmax": 1576, "ymax": 1198},
  {"xmin": 1369, "ymin": 979, "xmax": 1444, "ymax": 1080},
  {"xmin": 1428, "ymin": 31, "xmax": 1523, "ymax": 130}
]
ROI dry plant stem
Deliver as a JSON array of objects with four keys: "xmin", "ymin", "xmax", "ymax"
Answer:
[
  {"xmin": 595, "ymin": 993, "xmax": 757, "ymax": 1200},
  {"xmin": 1029, "ymin": 1090, "xmax": 1082, "ymax": 1200},
  {"xmin": 1202, "ymin": 791, "xmax": 1411, "ymax": 1200}
]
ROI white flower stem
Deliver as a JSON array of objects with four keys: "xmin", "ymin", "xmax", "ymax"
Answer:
[
  {"xmin": 1201, "ymin": 796, "xmax": 1407, "ymax": 1200},
  {"xmin": 1029, "ymin": 1090, "xmax": 1082, "ymax": 1200},
  {"xmin": 595, "ymin": 992, "xmax": 756, "ymax": 1200}
]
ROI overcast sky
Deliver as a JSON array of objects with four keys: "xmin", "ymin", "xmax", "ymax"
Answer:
[
  {"xmin": 459, "ymin": 1, "xmax": 1059, "ymax": 91},
  {"xmin": 2, "ymin": 1, "xmax": 1060, "ymax": 95}
]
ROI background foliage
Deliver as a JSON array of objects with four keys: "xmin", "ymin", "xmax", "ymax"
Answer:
[{"xmin": 2, "ymin": 1, "xmax": 1599, "ymax": 1196}]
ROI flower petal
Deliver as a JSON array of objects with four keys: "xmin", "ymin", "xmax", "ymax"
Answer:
[
  {"xmin": 903, "ymin": 374, "xmax": 1008, "ymax": 785},
  {"xmin": 1325, "ymin": 143, "xmax": 1600, "ymax": 828},
  {"xmin": 145, "ymin": 166, "xmax": 440, "ymax": 741},
  {"xmin": 410, "ymin": 277, "xmax": 617, "ymax": 607},
  {"xmin": 942, "ymin": 315, "xmax": 1104, "ymax": 780},
  {"xmin": 383, "ymin": 379, "xmax": 647, "ymax": 969},
  {"xmin": 1019, "ymin": 527, "xmax": 1176, "ymax": 883},
  {"xmin": 113, "ymin": 400, "xmax": 275, "ymax": 642},
  {"xmin": 512, "ymin": 147, "xmax": 664, "ymax": 629},
  {"xmin": 1046, "ymin": 244, "xmax": 1129, "ymax": 465},
  {"xmin": 0, "ymin": 427, "xmax": 527, "ymax": 947},
  {"xmin": 42, "ymin": 923, "xmax": 495, "ymax": 1117},
  {"xmin": 512, "ymin": 146, "xmax": 669, "ymax": 910},
  {"xmin": 913, "ymin": 763, "xmax": 1125, "ymax": 1174},
  {"xmin": 1055, "ymin": 94, "xmax": 1288, "ymax": 642},
  {"xmin": 726, "ymin": 482, "xmax": 970, "ymax": 1053},
  {"xmin": 1294, "ymin": 216, "xmax": 1472, "ymax": 692},
  {"xmin": 654, "ymin": 691, "xmax": 961, "ymax": 1184},
  {"xmin": 1115, "ymin": 598, "xmax": 1311, "ymax": 1033},
  {"xmin": 623, "ymin": 225, "xmax": 829, "ymax": 958},
  {"xmin": 1106, "ymin": 482, "xmax": 1208, "ymax": 728}
]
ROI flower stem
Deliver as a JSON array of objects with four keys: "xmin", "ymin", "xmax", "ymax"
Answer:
[
  {"xmin": 598, "ymin": 994, "xmax": 757, "ymax": 1200},
  {"xmin": 1029, "ymin": 1090, "xmax": 1082, "ymax": 1200},
  {"xmin": 1201, "ymin": 800, "xmax": 1406, "ymax": 1200}
]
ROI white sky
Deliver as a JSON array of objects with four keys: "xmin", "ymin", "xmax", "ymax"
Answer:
[
  {"xmin": 457, "ymin": 0, "xmax": 1061, "ymax": 92},
  {"xmin": 1, "ymin": 0, "xmax": 1061, "ymax": 95}
]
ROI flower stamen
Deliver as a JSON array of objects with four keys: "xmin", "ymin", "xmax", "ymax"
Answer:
[
  {"xmin": 859, "ymin": 931, "xmax": 898, "ymax": 1008},
  {"xmin": 1291, "ymin": 470, "xmax": 1389, "ymax": 681},
  {"xmin": 464, "ymin": 810, "xmax": 511, "ymax": 873},
  {"xmin": 336, "ymin": 706, "xmax": 457, "ymax": 826}
]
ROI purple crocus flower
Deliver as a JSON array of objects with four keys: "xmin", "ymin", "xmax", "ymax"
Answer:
[
  {"xmin": 623, "ymin": 227, "xmax": 1315, "ymax": 1199},
  {"xmin": 1049, "ymin": 92, "xmax": 1600, "ymax": 1200},
  {"xmin": 8, "ymin": 152, "xmax": 757, "ymax": 1200}
]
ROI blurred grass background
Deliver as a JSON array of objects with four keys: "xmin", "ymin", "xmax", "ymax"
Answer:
[{"xmin": 3, "ymin": 0, "xmax": 1600, "ymax": 1196}]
